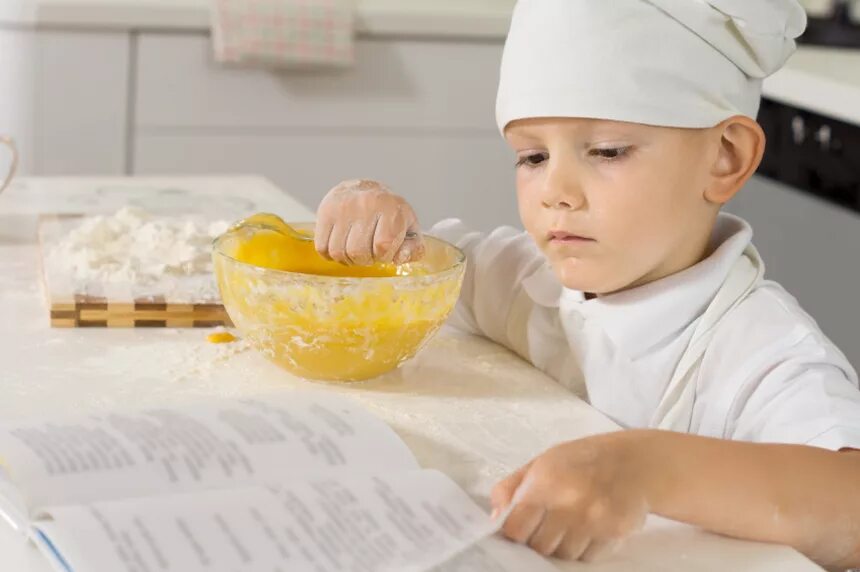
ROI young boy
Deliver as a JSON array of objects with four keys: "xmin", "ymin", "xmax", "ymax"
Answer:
[{"xmin": 313, "ymin": 0, "xmax": 860, "ymax": 567}]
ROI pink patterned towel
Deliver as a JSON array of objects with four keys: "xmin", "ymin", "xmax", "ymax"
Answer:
[{"xmin": 211, "ymin": 0, "xmax": 355, "ymax": 69}]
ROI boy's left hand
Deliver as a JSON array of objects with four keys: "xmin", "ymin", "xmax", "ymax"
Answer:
[{"xmin": 490, "ymin": 432, "xmax": 649, "ymax": 562}]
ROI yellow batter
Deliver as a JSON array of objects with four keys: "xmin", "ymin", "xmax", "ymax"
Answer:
[
  {"xmin": 213, "ymin": 213, "xmax": 464, "ymax": 381},
  {"xmin": 229, "ymin": 213, "xmax": 403, "ymax": 278}
]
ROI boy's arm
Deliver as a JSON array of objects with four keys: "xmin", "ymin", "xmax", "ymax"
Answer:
[
  {"xmin": 639, "ymin": 431, "xmax": 860, "ymax": 568},
  {"xmin": 313, "ymin": 181, "xmax": 550, "ymax": 358},
  {"xmin": 429, "ymin": 219, "xmax": 549, "ymax": 350},
  {"xmin": 491, "ymin": 430, "xmax": 860, "ymax": 568}
]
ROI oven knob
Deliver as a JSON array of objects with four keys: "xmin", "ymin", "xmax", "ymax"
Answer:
[
  {"xmin": 791, "ymin": 115, "xmax": 806, "ymax": 145},
  {"xmin": 815, "ymin": 124, "xmax": 832, "ymax": 152}
]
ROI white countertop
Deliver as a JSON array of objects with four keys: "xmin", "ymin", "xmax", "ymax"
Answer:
[
  {"xmin": 0, "ymin": 176, "xmax": 822, "ymax": 572},
  {"xmin": 763, "ymin": 45, "xmax": 860, "ymax": 126}
]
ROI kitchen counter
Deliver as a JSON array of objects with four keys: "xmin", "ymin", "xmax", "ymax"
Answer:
[
  {"xmin": 0, "ymin": 176, "xmax": 823, "ymax": 572},
  {"xmin": 764, "ymin": 44, "xmax": 860, "ymax": 126}
]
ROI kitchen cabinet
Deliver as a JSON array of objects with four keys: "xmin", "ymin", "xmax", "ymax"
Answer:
[
  {"xmin": 134, "ymin": 132, "xmax": 518, "ymax": 230},
  {"xmin": 2, "ymin": 18, "xmax": 519, "ymax": 228},
  {"xmin": 135, "ymin": 34, "xmax": 503, "ymax": 132},
  {"xmin": 132, "ymin": 34, "xmax": 517, "ymax": 228},
  {"xmin": 758, "ymin": 98, "xmax": 860, "ymax": 213},
  {"xmin": 0, "ymin": 27, "xmax": 36, "ymax": 174},
  {"xmin": 0, "ymin": 27, "xmax": 129, "ymax": 175}
]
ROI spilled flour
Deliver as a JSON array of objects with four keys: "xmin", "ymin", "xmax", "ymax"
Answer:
[
  {"xmin": 169, "ymin": 335, "xmax": 253, "ymax": 383},
  {"xmin": 47, "ymin": 207, "xmax": 231, "ymax": 302}
]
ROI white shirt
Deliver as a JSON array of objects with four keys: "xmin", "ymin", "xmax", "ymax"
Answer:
[{"xmin": 430, "ymin": 213, "xmax": 860, "ymax": 451}]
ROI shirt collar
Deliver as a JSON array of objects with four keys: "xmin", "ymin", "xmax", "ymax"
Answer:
[{"xmin": 524, "ymin": 213, "xmax": 756, "ymax": 359}]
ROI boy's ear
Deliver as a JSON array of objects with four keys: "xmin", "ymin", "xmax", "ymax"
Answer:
[{"xmin": 705, "ymin": 115, "xmax": 766, "ymax": 205}]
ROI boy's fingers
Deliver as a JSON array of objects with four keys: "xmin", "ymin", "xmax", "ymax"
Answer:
[
  {"xmin": 393, "ymin": 215, "xmax": 426, "ymax": 264},
  {"xmin": 555, "ymin": 530, "xmax": 592, "ymax": 561},
  {"xmin": 581, "ymin": 538, "xmax": 623, "ymax": 563},
  {"xmin": 373, "ymin": 214, "xmax": 406, "ymax": 263},
  {"xmin": 528, "ymin": 509, "xmax": 572, "ymax": 556},
  {"xmin": 412, "ymin": 234, "xmax": 427, "ymax": 260},
  {"xmin": 327, "ymin": 223, "xmax": 352, "ymax": 264},
  {"xmin": 501, "ymin": 502, "xmax": 546, "ymax": 545},
  {"xmin": 490, "ymin": 464, "xmax": 530, "ymax": 515},
  {"xmin": 345, "ymin": 221, "xmax": 376, "ymax": 266},
  {"xmin": 314, "ymin": 218, "xmax": 334, "ymax": 259},
  {"xmin": 393, "ymin": 232, "xmax": 425, "ymax": 265}
]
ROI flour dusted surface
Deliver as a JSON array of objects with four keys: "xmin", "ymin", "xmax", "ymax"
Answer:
[{"xmin": 46, "ymin": 208, "xmax": 231, "ymax": 303}]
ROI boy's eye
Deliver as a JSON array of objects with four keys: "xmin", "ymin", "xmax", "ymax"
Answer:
[
  {"xmin": 515, "ymin": 152, "xmax": 549, "ymax": 168},
  {"xmin": 589, "ymin": 146, "xmax": 632, "ymax": 161}
]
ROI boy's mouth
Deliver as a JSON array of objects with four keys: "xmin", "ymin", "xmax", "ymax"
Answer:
[{"xmin": 547, "ymin": 230, "xmax": 596, "ymax": 244}]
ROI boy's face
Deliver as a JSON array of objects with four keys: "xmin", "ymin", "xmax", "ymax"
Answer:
[{"xmin": 506, "ymin": 117, "xmax": 722, "ymax": 295}]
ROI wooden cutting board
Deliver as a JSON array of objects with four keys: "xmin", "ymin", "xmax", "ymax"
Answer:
[
  {"xmin": 39, "ymin": 215, "xmax": 233, "ymax": 329},
  {"xmin": 47, "ymin": 300, "xmax": 232, "ymax": 329}
]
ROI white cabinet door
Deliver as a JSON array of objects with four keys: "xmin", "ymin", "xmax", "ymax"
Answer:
[
  {"xmin": 0, "ymin": 27, "xmax": 37, "ymax": 175},
  {"xmin": 0, "ymin": 26, "xmax": 129, "ymax": 176},
  {"xmin": 134, "ymin": 132, "xmax": 520, "ymax": 230},
  {"xmin": 133, "ymin": 32, "xmax": 518, "ymax": 230},
  {"xmin": 734, "ymin": 176, "xmax": 860, "ymax": 367},
  {"xmin": 135, "ymin": 34, "xmax": 503, "ymax": 132}
]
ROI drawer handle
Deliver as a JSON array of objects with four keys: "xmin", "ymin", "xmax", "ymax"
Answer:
[{"xmin": 0, "ymin": 136, "xmax": 18, "ymax": 195}]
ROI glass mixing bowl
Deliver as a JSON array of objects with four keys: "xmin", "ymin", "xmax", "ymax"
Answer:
[{"xmin": 213, "ymin": 223, "xmax": 466, "ymax": 381}]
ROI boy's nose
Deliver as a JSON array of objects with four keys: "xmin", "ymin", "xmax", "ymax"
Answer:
[{"xmin": 541, "ymin": 162, "xmax": 585, "ymax": 210}]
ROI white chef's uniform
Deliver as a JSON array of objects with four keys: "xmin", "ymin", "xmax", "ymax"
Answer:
[
  {"xmin": 437, "ymin": 1, "xmax": 860, "ymax": 449},
  {"xmin": 431, "ymin": 214, "xmax": 860, "ymax": 451}
]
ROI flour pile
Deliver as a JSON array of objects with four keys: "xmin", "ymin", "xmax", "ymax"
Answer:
[{"xmin": 48, "ymin": 207, "xmax": 231, "ymax": 301}]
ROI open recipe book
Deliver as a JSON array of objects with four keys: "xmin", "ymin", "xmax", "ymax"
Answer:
[{"xmin": 0, "ymin": 392, "xmax": 555, "ymax": 572}]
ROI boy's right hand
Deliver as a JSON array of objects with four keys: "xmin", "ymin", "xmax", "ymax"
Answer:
[{"xmin": 315, "ymin": 179, "xmax": 425, "ymax": 266}]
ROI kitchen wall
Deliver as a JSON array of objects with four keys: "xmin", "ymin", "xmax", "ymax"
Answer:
[{"xmin": 0, "ymin": 2, "xmax": 519, "ymax": 230}]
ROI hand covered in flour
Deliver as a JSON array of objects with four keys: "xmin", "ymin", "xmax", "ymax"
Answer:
[
  {"xmin": 491, "ymin": 432, "xmax": 649, "ymax": 562},
  {"xmin": 315, "ymin": 179, "xmax": 425, "ymax": 266}
]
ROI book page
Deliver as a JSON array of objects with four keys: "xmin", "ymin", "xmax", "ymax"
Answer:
[
  {"xmin": 0, "ymin": 391, "xmax": 418, "ymax": 513},
  {"xmin": 435, "ymin": 537, "xmax": 558, "ymax": 572},
  {"xmin": 0, "ymin": 465, "xmax": 28, "ymax": 534},
  {"xmin": 33, "ymin": 470, "xmax": 510, "ymax": 572}
]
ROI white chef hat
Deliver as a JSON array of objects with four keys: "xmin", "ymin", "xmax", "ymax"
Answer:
[{"xmin": 496, "ymin": 0, "xmax": 807, "ymax": 131}]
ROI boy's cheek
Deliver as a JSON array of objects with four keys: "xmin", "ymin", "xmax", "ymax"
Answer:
[
  {"xmin": 518, "ymin": 210, "xmax": 546, "ymax": 248},
  {"xmin": 516, "ymin": 203, "xmax": 537, "ymax": 233}
]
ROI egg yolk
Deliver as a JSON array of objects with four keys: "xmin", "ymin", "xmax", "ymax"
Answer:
[
  {"xmin": 230, "ymin": 214, "xmax": 402, "ymax": 278},
  {"xmin": 206, "ymin": 331, "xmax": 237, "ymax": 344}
]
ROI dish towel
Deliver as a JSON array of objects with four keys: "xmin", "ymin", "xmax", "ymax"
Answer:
[
  {"xmin": 650, "ymin": 244, "xmax": 766, "ymax": 433},
  {"xmin": 211, "ymin": 0, "xmax": 356, "ymax": 69}
]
